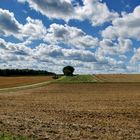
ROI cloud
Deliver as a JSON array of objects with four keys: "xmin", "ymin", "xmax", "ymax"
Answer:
[
  {"xmin": 17, "ymin": 0, "xmax": 26, "ymax": 3},
  {"xmin": 21, "ymin": 0, "xmax": 74, "ymax": 21},
  {"xmin": 0, "ymin": 8, "xmax": 98, "ymax": 49},
  {"xmin": 0, "ymin": 8, "xmax": 46, "ymax": 41},
  {"xmin": 130, "ymin": 47, "xmax": 140, "ymax": 64},
  {"xmin": 99, "ymin": 5, "xmax": 140, "ymax": 73},
  {"xmin": 92, "ymin": 37, "xmax": 133, "ymax": 73},
  {"xmin": 98, "ymin": 38, "xmax": 132, "ymax": 56},
  {"xmin": 126, "ymin": 64, "xmax": 140, "ymax": 73},
  {"xmin": 44, "ymin": 23, "xmax": 98, "ymax": 48},
  {"xmin": 22, "ymin": 17, "xmax": 46, "ymax": 40},
  {"xmin": 32, "ymin": 44, "xmax": 97, "ymax": 73},
  {"xmin": 19, "ymin": 0, "xmax": 118, "ymax": 26},
  {"xmin": 75, "ymin": 0, "xmax": 118, "ymax": 26},
  {"xmin": 30, "ymin": 43, "xmax": 128, "ymax": 73},
  {"xmin": 0, "ymin": 38, "xmax": 7, "ymax": 50},
  {"xmin": 0, "ymin": 39, "xmax": 97, "ymax": 73},
  {"xmin": 64, "ymin": 49, "xmax": 97, "ymax": 62},
  {"xmin": 0, "ymin": 38, "xmax": 32, "ymax": 59},
  {"xmin": 102, "ymin": 5, "xmax": 140, "ymax": 40},
  {"xmin": 33, "ymin": 43, "xmax": 97, "ymax": 62},
  {"xmin": 0, "ymin": 8, "xmax": 22, "ymax": 37},
  {"xmin": 34, "ymin": 44, "xmax": 64, "ymax": 59}
]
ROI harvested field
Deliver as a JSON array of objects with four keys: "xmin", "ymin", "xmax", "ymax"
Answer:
[
  {"xmin": 0, "ymin": 76, "xmax": 53, "ymax": 89},
  {"xmin": 94, "ymin": 74, "xmax": 140, "ymax": 82},
  {"xmin": 0, "ymin": 79, "xmax": 140, "ymax": 139}
]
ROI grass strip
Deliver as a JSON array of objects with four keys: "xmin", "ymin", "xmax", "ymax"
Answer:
[{"xmin": 55, "ymin": 75, "xmax": 97, "ymax": 83}]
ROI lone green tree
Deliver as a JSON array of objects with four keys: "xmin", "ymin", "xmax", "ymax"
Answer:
[{"xmin": 63, "ymin": 66, "xmax": 75, "ymax": 76}]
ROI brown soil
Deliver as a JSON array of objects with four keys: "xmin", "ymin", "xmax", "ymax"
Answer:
[
  {"xmin": 95, "ymin": 74, "xmax": 140, "ymax": 82},
  {"xmin": 0, "ymin": 76, "xmax": 53, "ymax": 88},
  {"xmin": 0, "ymin": 82, "xmax": 140, "ymax": 139}
]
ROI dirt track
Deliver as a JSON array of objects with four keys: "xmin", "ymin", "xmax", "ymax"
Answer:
[{"xmin": 0, "ymin": 83, "xmax": 140, "ymax": 139}]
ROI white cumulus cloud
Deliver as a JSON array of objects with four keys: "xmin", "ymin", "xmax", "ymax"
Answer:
[
  {"xmin": 44, "ymin": 23, "xmax": 98, "ymax": 49},
  {"xmin": 0, "ymin": 8, "xmax": 22, "ymax": 38},
  {"xmin": 18, "ymin": 0, "xmax": 118, "ymax": 26},
  {"xmin": 102, "ymin": 5, "xmax": 140, "ymax": 40}
]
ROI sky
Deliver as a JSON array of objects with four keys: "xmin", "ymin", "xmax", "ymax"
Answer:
[{"xmin": 0, "ymin": 0, "xmax": 140, "ymax": 74}]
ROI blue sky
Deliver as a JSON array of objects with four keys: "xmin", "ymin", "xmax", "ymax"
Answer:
[{"xmin": 0, "ymin": 0, "xmax": 140, "ymax": 74}]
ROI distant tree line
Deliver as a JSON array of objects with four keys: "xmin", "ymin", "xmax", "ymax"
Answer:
[{"xmin": 0, "ymin": 69, "xmax": 55, "ymax": 76}]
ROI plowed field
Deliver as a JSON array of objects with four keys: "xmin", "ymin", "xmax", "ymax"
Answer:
[{"xmin": 0, "ymin": 77, "xmax": 140, "ymax": 139}]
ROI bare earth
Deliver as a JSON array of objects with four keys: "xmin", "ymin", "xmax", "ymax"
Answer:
[
  {"xmin": 0, "ymin": 76, "xmax": 53, "ymax": 89},
  {"xmin": 95, "ymin": 74, "xmax": 140, "ymax": 82},
  {"xmin": 0, "ymin": 80, "xmax": 140, "ymax": 139}
]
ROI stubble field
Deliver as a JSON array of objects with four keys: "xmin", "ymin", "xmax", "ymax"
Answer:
[
  {"xmin": 95, "ymin": 74, "xmax": 140, "ymax": 82},
  {"xmin": 0, "ymin": 75, "xmax": 140, "ymax": 139},
  {"xmin": 0, "ymin": 76, "xmax": 53, "ymax": 89}
]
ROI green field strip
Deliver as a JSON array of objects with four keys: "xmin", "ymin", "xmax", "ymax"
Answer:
[{"xmin": 55, "ymin": 75, "xmax": 97, "ymax": 83}]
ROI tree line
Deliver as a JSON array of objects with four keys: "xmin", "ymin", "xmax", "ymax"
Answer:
[{"xmin": 0, "ymin": 69, "xmax": 55, "ymax": 76}]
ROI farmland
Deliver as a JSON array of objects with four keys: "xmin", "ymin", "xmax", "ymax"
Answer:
[
  {"xmin": 0, "ymin": 75, "xmax": 140, "ymax": 139},
  {"xmin": 0, "ymin": 76, "xmax": 53, "ymax": 89},
  {"xmin": 95, "ymin": 74, "xmax": 140, "ymax": 82}
]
